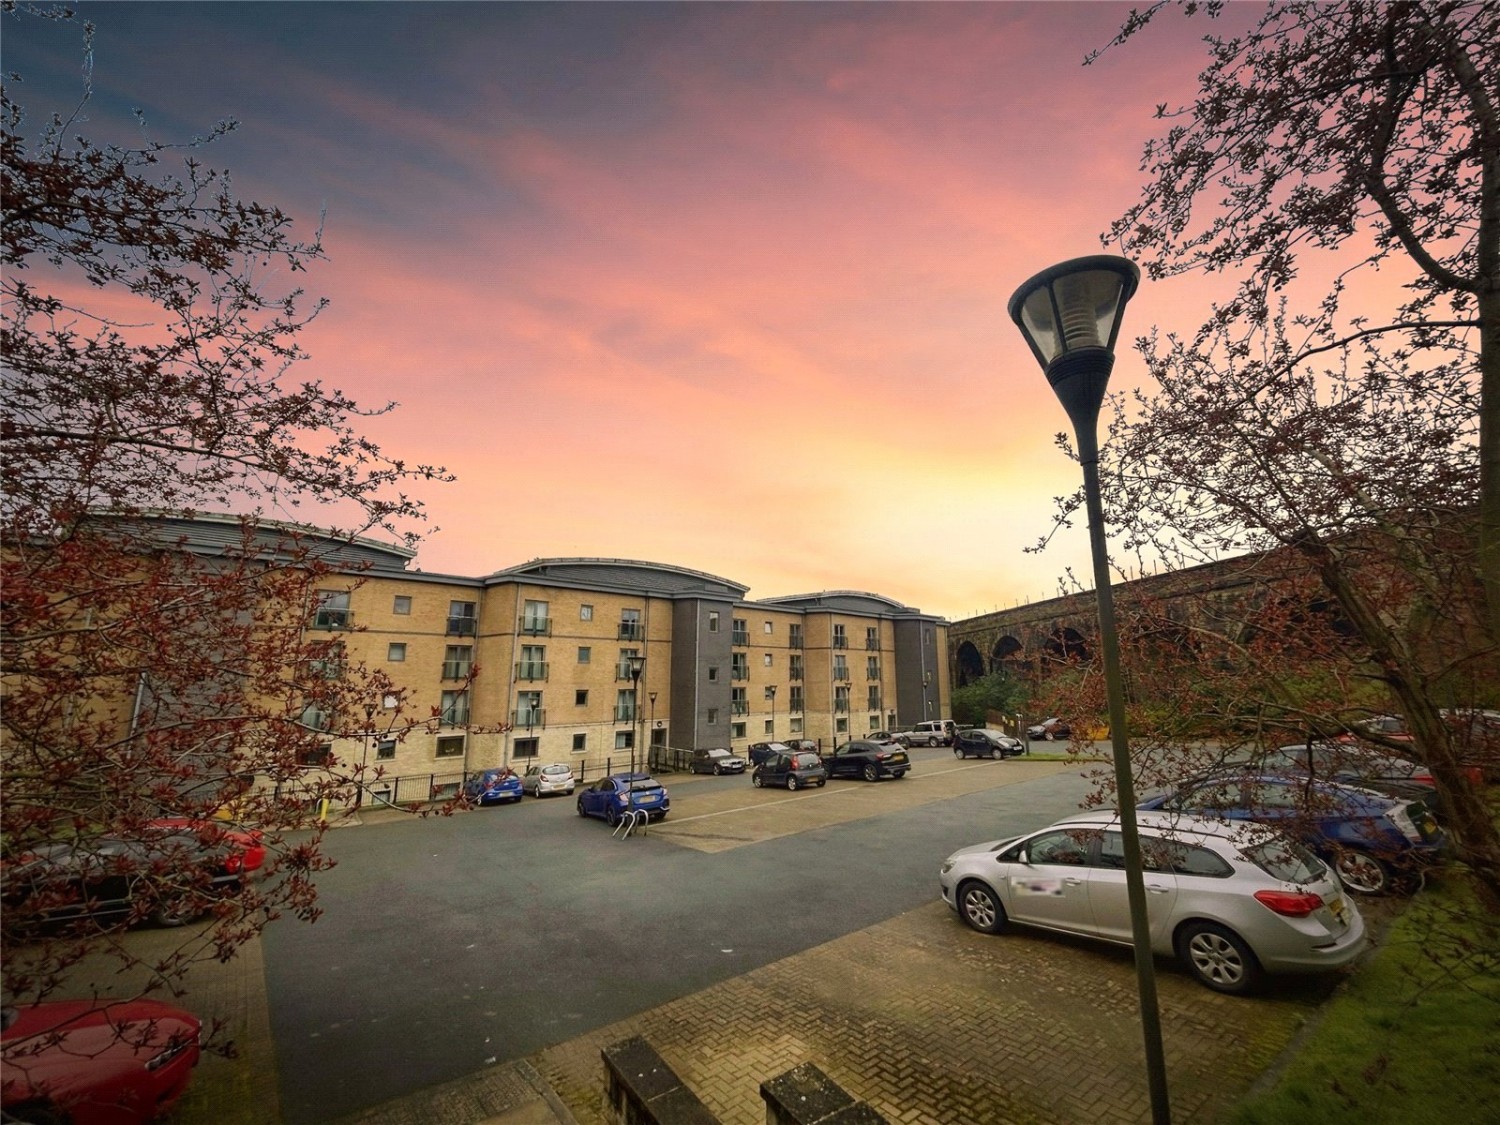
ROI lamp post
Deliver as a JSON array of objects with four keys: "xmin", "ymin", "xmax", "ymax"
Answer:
[
  {"xmin": 767, "ymin": 684, "xmax": 777, "ymax": 742},
  {"xmin": 1008, "ymin": 254, "xmax": 1169, "ymax": 1124},
  {"xmin": 627, "ymin": 653, "xmax": 646, "ymax": 777},
  {"xmin": 354, "ymin": 700, "xmax": 376, "ymax": 812},
  {"xmin": 648, "ymin": 690, "xmax": 658, "ymax": 769}
]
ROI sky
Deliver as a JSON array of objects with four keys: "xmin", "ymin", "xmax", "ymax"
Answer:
[{"xmin": 5, "ymin": 1, "xmax": 1251, "ymax": 621}]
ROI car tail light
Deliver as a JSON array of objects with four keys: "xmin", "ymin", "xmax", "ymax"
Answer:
[
  {"xmin": 223, "ymin": 854, "xmax": 243, "ymax": 875},
  {"xmin": 1253, "ymin": 889, "xmax": 1325, "ymax": 917}
]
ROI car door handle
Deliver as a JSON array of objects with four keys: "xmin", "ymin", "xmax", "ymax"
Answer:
[
  {"xmin": 1146, "ymin": 884, "xmax": 1171, "ymax": 894},
  {"xmin": 1063, "ymin": 877, "xmax": 1084, "ymax": 886}
]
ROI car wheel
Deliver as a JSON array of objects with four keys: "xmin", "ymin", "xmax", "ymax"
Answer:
[
  {"xmin": 926, "ymin": 737, "xmax": 938, "ymax": 747},
  {"xmin": 893, "ymin": 770, "xmax": 906, "ymax": 779},
  {"xmin": 818, "ymin": 780, "xmax": 826, "ymax": 787},
  {"xmin": 1334, "ymin": 849, "xmax": 1391, "ymax": 895},
  {"xmin": 576, "ymin": 797, "xmax": 588, "ymax": 817},
  {"xmin": 1044, "ymin": 730, "xmax": 1055, "ymax": 741},
  {"xmin": 957, "ymin": 880, "xmax": 1007, "ymax": 934},
  {"xmin": 990, "ymin": 747, "xmax": 1002, "ymax": 760},
  {"xmin": 787, "ymin": 775, "xmax": 800, "ymax": 791},
  {"xmin": 953, "ymin": 747, "xmax": 963, "ymax": 758},
  {"xmin": 152, "ymin": 898, "xmax": 206, "ymax": 928},
  {"xmin": 862, "ymin": 763, "xmax": 879, "ymax": 782},
  {"xmin": 752, "ymin": 774, "xmax": 765, "ymax": 787},
  {"xmin": 1176, "ymin": 921, "xmax": 1262, "ymax": 995}
]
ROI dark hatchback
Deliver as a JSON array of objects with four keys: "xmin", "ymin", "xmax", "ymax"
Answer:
[
  {"xmin": 752, "ymin": 750, "xmax": 827, "ymax": 790},
  {"xmin": 953, "ymin": 729, "xmax": 1025, "ymax": 759},
  {"xmin": 823, "ymin": 740, "xmax": 910, "ymax": 782}
]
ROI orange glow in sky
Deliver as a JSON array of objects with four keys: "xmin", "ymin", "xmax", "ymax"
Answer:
[{"xmin": 10, "ymin": 2, "xmax": 1298, "ymax": 619}]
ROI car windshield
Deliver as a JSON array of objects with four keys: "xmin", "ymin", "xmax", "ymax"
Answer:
[
  {"xmin": 628, "ymin": 779, "xmax": 661, "ymax": 792},
  {"xmin": 1242, "ymin": 837, "xmax": 1326, "ymax": 883},
  {"xmin": 542, "ymin": 765, "xmax": 569, "ymax": 776},
  {"xmin": 793, "ymin": 753, "xmax": 821, "ymax": 768}
]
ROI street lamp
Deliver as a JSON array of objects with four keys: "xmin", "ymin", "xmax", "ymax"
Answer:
[
  {"xmin": 1008, "ymin": 255, "xmax": 1169, "ymax": 1124},
  {"xmin": 648, "ymin": 690, "xmax": 658, "ymax": 769},
  {"xmin": 354, "ymin": 700, "xmax": 376, "ymax": 812},
  {"xmin": 767, "ymin": 684, "xmax": 777, "ymax": 741},
  {"xmin": 627, "ymin": 653, "xmax": 646, "ymax": 777}
]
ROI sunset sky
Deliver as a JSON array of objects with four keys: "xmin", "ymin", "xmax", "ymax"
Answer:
[{"xmin": 7, "ymin": 2, "xmax": 1260, "ymax": 621}]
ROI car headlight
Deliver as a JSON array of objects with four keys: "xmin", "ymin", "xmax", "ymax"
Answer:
[{"xmin": 940, "ymin": 860, "xmax": 955, "ymax": 875}]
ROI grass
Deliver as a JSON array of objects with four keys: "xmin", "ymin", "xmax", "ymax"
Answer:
[{"xmin": 1230, "ymin": 873, "xmax": 1500, "ymax": 1124}]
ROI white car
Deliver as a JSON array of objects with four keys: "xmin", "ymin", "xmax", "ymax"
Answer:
[
  {"xmin": 520, "ymin": 762, "xmax": 576, "ymax": 797},
  {"xmin": 690, "ymin": 748, "xmax": 747, "ymax": 775},
  {"xmin": 939, "ymin": 810, "xmax": 1367, "ymax": 994}
]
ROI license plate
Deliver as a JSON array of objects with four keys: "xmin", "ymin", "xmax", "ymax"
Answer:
[{"xmin": 1327, "ymin": 895, "xmax": 1347, "ymax": 924}]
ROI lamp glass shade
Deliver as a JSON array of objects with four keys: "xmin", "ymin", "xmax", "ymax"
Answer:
[
  {"xmin": 627, "ymin": 654, "xmax": 645, "ymax": 678},
  {"xmin": 1008, "ymin": 256, "xmax": 1139, "ymax": 369}
]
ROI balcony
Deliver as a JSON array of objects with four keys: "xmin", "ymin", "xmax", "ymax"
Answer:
[
  {"xmin": 866, "ymin": 638, "xmax": 881, "ymax": 651},
  {"xmin": 617, "ymin": 622, "xmax": 642, "ymax": 641},
  {"xmin": 731, "ymin": 668, "xmax": 749, "ymax": 681},
  {"xmin": 441, "ymin": 705, "xmax": 471, "ymax": 727},
  {"xmin": 446, "ymin": 616, "xmax": 477, "ymax": 637},
  {"xmin": 832, "ymin": 636, "xmax": 848, "ymax": 649},
  {"xmin": 614, "ymin": 705, "xmax": 637, "ymax": 723},
  {"xmin": 615, "ymin": 664, "xmax": 641, "ymax": 681},
  {"xmin": 788, "ymin": 636, "xmax": 803, "ymax": 650},
  {"xmin": 789, "ymin": 698, "xmax": 804, "ymax": 714},
  {"xmin": 510, "ymin": 708, "xmax": 546, "ymax": 729},
  {"xmin": 867, "ymin": 668, "xmax": 881, "ymax": 680},
  {"xmin": 518, "ymin": 616, "xmax": 551, "ymax": 636},
  {"xmin": 789, "ymin": 668, "xmax": 803, "ymax": 682},
  {"xmin": 731, "ymin": 631, "xmax": 749, "ymax": 647},
  {"xmin": 731, "ymin": 701, "xmax": 749, "ymax": 716},
  {"xmin": 833, "ymin": 700, "xmax": 849, "ymax": 713},
  {"xmin": 313, "ymin": 609, "xmax": 351, "ymax": 630},
  {"xmin": 514, "ymin": 661, "xmax": 549, "ymax": 681},
  {"xmin": 441, "ymin": 661, "xmax": 473, "ymax": 681},
  {"xmin": 834, "ymin": 669, "xmax": 850, "ymax": 682}
]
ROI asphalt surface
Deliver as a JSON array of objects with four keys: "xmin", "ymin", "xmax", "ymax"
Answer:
[{"xmin": 262, "ymin": 753, "xmax": 1097, "ymax": 1122}]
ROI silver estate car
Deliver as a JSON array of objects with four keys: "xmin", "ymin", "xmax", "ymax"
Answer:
[{"xmin": 939, "ymin": 810, "xmax": 1367, "ymax": 994}]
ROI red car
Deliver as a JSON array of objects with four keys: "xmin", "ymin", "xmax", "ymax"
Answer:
[
  {"xmin": 144, "ymin": 818, "xmax": 266, "ymax": 876},
  {"xmin": 1, "ymin": 999, "xmax": 201, "ymax": 1124}
]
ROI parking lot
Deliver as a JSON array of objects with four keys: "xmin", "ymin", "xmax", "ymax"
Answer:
[{"xmin": 65, "ymin": 748, "xmax": 1374, "ymax": 1124}]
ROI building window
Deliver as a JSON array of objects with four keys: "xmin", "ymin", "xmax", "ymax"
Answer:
[
  {"xmin": 708, "ymin": 611, "xmax": 719, "ymax": 632},
  {"xmin": 299, "ymin": 702, "xmax": 330, "ymax": 731},
  {"xmin": 575, "ymin": 689, "xmax": 588, "ymax": 706},
  {"xmin": 789, "ymin": 655, "xmax": 803, "ymax": 681},
  {"xmin": 764, "ymin": 685, "xmax": 777, "ymax": 701},
  {"xmin": 572, "ymin": 733, "xmax": 587, "ymax": 753},
  {"xmin": 297, "ymin": 741, "xmax": 332, "ymax": 767},
  {"xmin": 580, "ymin": 604, "xmax": 594, "ymax": 621},
  {"xmin": 308, "ymin": 644, "xmax": 344, "ymax": 680},
  {"xmin": 868, "ymin": 714, "xmax": 881, "ymax": 730},
  {"xmin": 731, "ymin": 687, "xmax": 748, "ymax": 715},
  {"xmin": 393, "ymin": 595, "xmax": 412, "ymax": 615},
  {"xmin": 578, "ymin": 646, "xmax": 591, "ymax": 664},
  {"xmin": 833, "ymin": 624, "xmax": 847, "ymax": 649},
  {"xmin": 764, "ymin": 621, "xmax": 773, "ymax": 634},
  {"xmin": 514, "ymin": 737, "xmax": 539, "ymax": 759},
  {"xmin": 789, "ymin": 624, "xmax": 803, "ymax": 649},
  {"xmin": 867, "ymin": 685, "xmax": 881, "ymax": 711},
  {"xmin": 790, "ymin": 717, "xmax": 804, "ymax": 733},
  {"xmin": 619, "ymin": 608, "xmax": 642, "ymax": 641},
  {"xmin": 707, "ymin": 707, "xmax": 719, "ymax": 725},
  {"xmin": 435, "ymin": 735, "xmax": 465, "ymax": 757},
  {"xmin": 517, "ymin": 644, "xmax": 547, "ymax": 681},
  {"xmin": 515, "ymin": 691, "xmax": 544, "ymax": 729},
  {"xmin": 520, "ymin": 600, "xmax": 550, "ymax": 635},
  {"xmin": 313, "ymin": 590, "xmax": 350, "ymax": 630},
  {"xmin": 732, "ymin": 619, "xmax": 748, "ymax": 646},
  {"xmin": 440, "ymin": 690, "xmax": 470, "ymax": 726},
  {"xmin": 615, "ymin": 689, "xmax": 638, "ymax": 723},
  {"xmin": 443, "ymin": 645, "xmax": 473, "ymax": 681},
  {"xmin": 447, "ymin": 600, "xmax": 477, "ymax": 636},
  {"xmin": 376, "ymin": 739, "xmax": 396, "ymax": 760},
  {"xmin": 708, "ymin": 666, "xmax": 719, "ymax": 682},
  {"xmin": 867, "ymin": 656, "xmax": 880, "ymax": 679},
  {"xmin": 789, "ymin": 686, "xmax": 804, "ymax": 712},
  {"xmin": 615, "ymin": 730, "xmax": 635, "ymax": 750},
  {"xmin": 836, "ymin": 716, "xmax": 848, "ymax": 734},
  {"xmin": 732, "ymin": 653, "xmax": 749, "ymax": 680},
  {"xmin": 731, "ymin": 722, "xmax": 746, "ymax": 739},
  {"xmin": 387, "ymin": 642, "xmax": 406, "ymax": 663},
  {"xmin": 866, "ymin": 627, "xmax": 879, "ymax": 650},
  {"xmin": 764, "ymin": 719, "xmax": 774, "ymax": 736},
  {"xmin": 763, "ymin": 653, "xmax": 773, "ymax": 667},
  {"xmin": 834, "ymin": 685, "xmax": 850, "ymax": 713},
  {"xmin": 834, "ymin": 655, "xmax": 848, "ymax": 681}
]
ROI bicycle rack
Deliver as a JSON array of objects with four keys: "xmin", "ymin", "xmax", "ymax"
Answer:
[{"xmin": 613, "ymin": 807, "xmax": 650, "ymax": 840}]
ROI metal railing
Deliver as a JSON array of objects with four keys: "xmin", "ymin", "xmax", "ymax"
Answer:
[{"xmin": 514, "ymin": 661, "xmax": 549, "ymax": 681}]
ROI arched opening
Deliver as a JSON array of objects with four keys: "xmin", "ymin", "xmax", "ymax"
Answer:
[{"xmin": 954, "ymin": 641, "xmax": 985, "ymax": 687}]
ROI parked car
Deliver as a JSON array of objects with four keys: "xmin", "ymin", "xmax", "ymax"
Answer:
[
  {"xmin": 1337, "ymin": 714, "xmax": 1413, "ymax": 744},
  {"xmin": 2, "ymin": 998, "xmax": 203, "ymax": 1124},
  {"xmin": 783, "ymin": 739, "xmax": 821, "ymax": 755},
  {"xmin": 752, "ymin": 750, "xmax": 827, "ymax": 790},
  {"xmin": 1026, "ymin": 717, "xmax": 1072, "ymax": 741},
  {"xmin": 689, "ymin": 748, "xmax": 747, "ymax": 775},
  {"xmin": 823, "ymin": 740, "xmax": 910, "ymax": 782},
  {"xmin": 519, "ymin": 762, "xmax": 576, "ymax": 798},
  {"xmin": 4, "ymin": 834, "xmax": 247, "ymax": 935},
  {"xmin": 1137, "ymin": 771, "xmax": 1445, "ymax": 895},
  {"xmin": 939, "ymin": 810, "xmax": 1367, "ymax": 995},
  {"xmin": 952, "ymin": 729, "xmax": 1025, "ymax": 759},
  {"xmin": 143, "ymin": 818, "xmax": 266, "ymax": 875},
  {"xmin": 746, "ymin": 742, "xmax": 792, "ymax": 767},
  {"xmin": 463, "ymin": 767, "xmax": 524, "ymax": 806},
  {"xmin": 867, "ymin": 731, "xmax": 905, "ymax": 747},
  {"xmin": 576, "ymin": 773, "xmax": 670, "ymax": 825},
  {"xmin": 1252, "ymin": 743, "xmax": 1441, "ymax": 802},
  {"xmin": 901, "ymin": 720, "xmax": 955, "ymax": 747}
]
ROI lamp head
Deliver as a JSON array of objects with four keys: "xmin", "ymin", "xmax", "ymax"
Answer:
[{"xmin": 1007, "ymin": 255, "xmax": 1139, "ymax": 429}]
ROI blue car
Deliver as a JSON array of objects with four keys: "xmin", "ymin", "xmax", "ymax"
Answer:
[
  {"xmin": 463, "ymin": 767, "xmax": 524, "ymax": 806},
  {"xmin": 576, "ymin": 773, "xmax": 670, "ymax": 825},
  {"xmin": 1138, "ymin": 771, "xmax": 1444, "ymax": 895}
]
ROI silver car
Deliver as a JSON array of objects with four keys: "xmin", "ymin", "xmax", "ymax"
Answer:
[
  {"xmin": 520, "ymin": 762, "xmax": 576, "ymax": 797},
  {"xmin": 939, "ymin": 810, "xmax": 1366, "ymax": 994}
]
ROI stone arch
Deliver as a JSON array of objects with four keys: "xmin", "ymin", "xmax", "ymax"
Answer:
[
  {"xmin": 954, "ymin": 640, "xmax": 985, "ymax": 687},
  {"xmin": 1044, "ymin": 625, "xmax": 1090, "ymax": 664}
]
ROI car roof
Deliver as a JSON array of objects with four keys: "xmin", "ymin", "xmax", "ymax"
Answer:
[{"xmin": 1052, "ymin": 809, "xmax": 1282, "ymax": 847}]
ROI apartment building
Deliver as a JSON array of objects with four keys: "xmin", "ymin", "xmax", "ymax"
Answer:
[{"xmin": 165, "ymin": 516, "xmax": 950, "ymax": 794}]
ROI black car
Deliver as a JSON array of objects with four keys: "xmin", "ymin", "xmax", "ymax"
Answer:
[
  {"xmin": 953, "ymin": 729, "xmax": 1025, "ymax": 759},
  {"xmin": 1026, "ymin": 717, "xmax": 1072, "ymax": 741},
  {"xmin": 752, "ymin": 750, "xmax": 827, "ymax": 790},
  {"xmin": 5, "ymin": 833, "xmax": 246, "ymax": 935},
  {"xmin": 823, "ymin": 740, "xmax": 910, "ymax": 782},
  {"xmin": 746, "ymin": 741, "xmax": 792, "ymax": 767}
]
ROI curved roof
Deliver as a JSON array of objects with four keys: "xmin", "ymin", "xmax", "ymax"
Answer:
[
  {"xmin": 759, "ymin": 590, "xmax": 928, "ymax": 616},
  {"xmin": 486, "ymin": 558, "xmax": 749, "ymax": 599}
]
